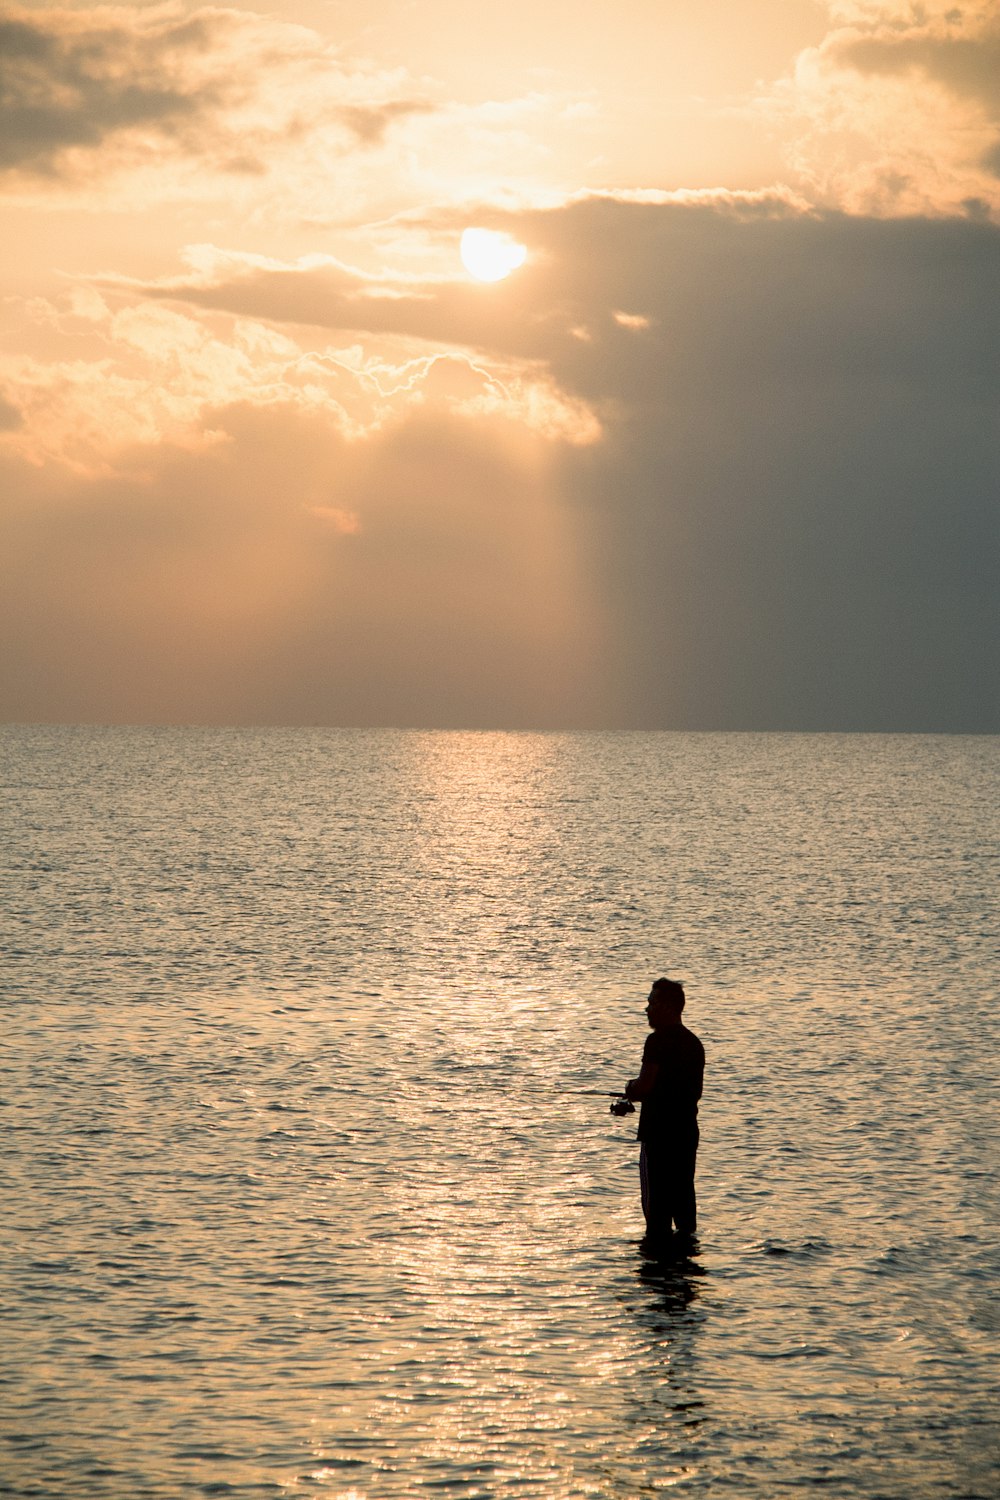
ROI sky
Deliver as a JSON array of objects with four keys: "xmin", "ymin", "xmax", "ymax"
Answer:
[{"xmin": 1, "ymin": 0, "xmax": 997, "ymax": 730}]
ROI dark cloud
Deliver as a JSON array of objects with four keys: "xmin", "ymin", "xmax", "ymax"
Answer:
[
  {"xmin": 981, "ymin": 139, "xmax": 1000, "ymax": 178},
  {"xmin": 0, "ymin": 390, "xmax": 22, "ymax": 429},
  {"xmin": 0, "ymin": 8, "xmax": 223, "ymax": 173},
  {"xmin": 538, "ymin": 201, "xmax": 1000, "ymax": 731},
  {"xmin": 0, "ymin": 6, "xmax": 428, "ymax": 179},
  {"xmin": 336, "ymin": 100, "xmax": 435, "ymax": 146},
  {"xmin": 833, "ymin": 25, "xmax": 1000, "ymax": 113}
]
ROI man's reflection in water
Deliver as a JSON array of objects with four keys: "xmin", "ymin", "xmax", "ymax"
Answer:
[
  {"xmin": 615, "ymin": 1242, "xmax": 709, "ymax": 1487},
  {"xmin": 636, "ymin": 1245, "xmax": 705, "ymax": 1315}
]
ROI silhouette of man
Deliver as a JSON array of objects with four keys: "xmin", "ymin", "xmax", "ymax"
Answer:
[{"xmin": 624, "ymin": 978, "xmax": 704, "ymax": 1248}]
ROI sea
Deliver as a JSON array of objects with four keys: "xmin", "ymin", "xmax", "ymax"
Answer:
[{"xmin": 2, "ymin": 727, "xmax": 998, "ymax": 1500}]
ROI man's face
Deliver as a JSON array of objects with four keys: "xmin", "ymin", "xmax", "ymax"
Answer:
[{"xmin": 645, "ymin": 990, "xmax": 678, "ymax": 1028}]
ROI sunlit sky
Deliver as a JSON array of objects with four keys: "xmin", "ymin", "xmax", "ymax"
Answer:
[{"xmin": 1, "ymin": 0, "xmax": 997, "ymax": 729}]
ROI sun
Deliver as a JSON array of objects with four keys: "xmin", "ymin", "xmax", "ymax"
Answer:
[{"xmin": 460, "ymin": 227, "xmax": 527, "ymax": 283}]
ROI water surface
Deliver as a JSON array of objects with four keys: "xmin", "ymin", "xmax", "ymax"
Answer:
[{"xmin": 2, "ymin": 729, "xmax": 998, "ymax": 1497}]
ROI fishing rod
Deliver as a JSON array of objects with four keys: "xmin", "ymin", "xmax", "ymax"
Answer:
[
  {"xmin": 395, "ymin": 1080, "xmax": 638, "ymax": 1116},
  {"xmin": 287, "ymin": 1074, "xmax": 637, "ymax": 1114},
  {"xmin": 429, "ymin": 1084, "xmax": 636, "ymax": 1114},
  {"xmin": 436, "ymin": 1083, "xmax": 636, "ymax": 1113}
]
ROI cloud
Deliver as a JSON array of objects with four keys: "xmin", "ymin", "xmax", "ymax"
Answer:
[
  {"xmin": 529, "ymin": 197, "xmax": 1000, "ymax": 730},
  {"xmin": 0, "ymin": 398, "xmax": 606, "ymax": 726},
  {"xmin": 0, "ymin": 276, "xmax": 599, "ymax": 474},
  {"xmin": 2, "ymin": 193, "xmax": 996, "ymax": 730},
  {"xmin": 835, "ymin": 26, "xmax": 1000, "ymax": 113},
  {"xmin": 830, "ymin": 8, "xmax": 1000, "ymax": 183},
  {"xmin": 768, "ymin": 6, "xmax": 1000, "ymax": 215},
  {"xmin": 0, "ymin": 6, "xmax": 227, "ymax": 175},
  {"xmin": 336, "ymin": 101, "xmax": 436, "ymax": 147},
  {"xmin": 0, "ymin": 3, "xmax": 436, "ymax": 199},
  {"xmin": 0, "ymin": 389, "xmax": 22, "ymax": 429},
  {"xmin": 109, "ymin": 188, "xmax": 809, "ymax": 365},
  {"xmin": 0, "ymin": 2, "xmax": 597, "ymax": 224}
]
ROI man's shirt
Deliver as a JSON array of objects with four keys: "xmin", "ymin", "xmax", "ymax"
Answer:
[{"xmin": 636, "ymin": 1023, "xmax": 704, "ymax": 1144}]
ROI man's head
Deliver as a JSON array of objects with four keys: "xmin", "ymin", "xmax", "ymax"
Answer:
[{"xmin": 645, "ymin": 977, "xmax": 685, "ymax": 1028}]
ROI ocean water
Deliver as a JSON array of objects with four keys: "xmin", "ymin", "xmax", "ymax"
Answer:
[{"xmin": 2, "ymin": 727, "xmax": 998, "ymax": 1500}]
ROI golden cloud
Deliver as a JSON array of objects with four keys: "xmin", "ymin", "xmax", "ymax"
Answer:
[
  {"xmin": 766, "ymin": 5, "xmax": 1000, "ymax": 217},
  {"xmin": 0, "ymin": 260, "xmax": 602, "ymax": 474}
]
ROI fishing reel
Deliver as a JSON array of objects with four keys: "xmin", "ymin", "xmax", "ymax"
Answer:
[{"xmin": 610, "ymin": 1094, "xmax": 635, "ymax": 1117}]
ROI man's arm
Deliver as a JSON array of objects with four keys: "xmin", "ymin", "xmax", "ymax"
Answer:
[{"xmin": 624, "ymin": 1059, "xmax": 659, "ymax": 1102}]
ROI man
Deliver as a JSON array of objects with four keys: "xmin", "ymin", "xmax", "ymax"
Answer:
[{"xmin": 623, "ymin": 977, "xmax": 704, "ymax": 1247}]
